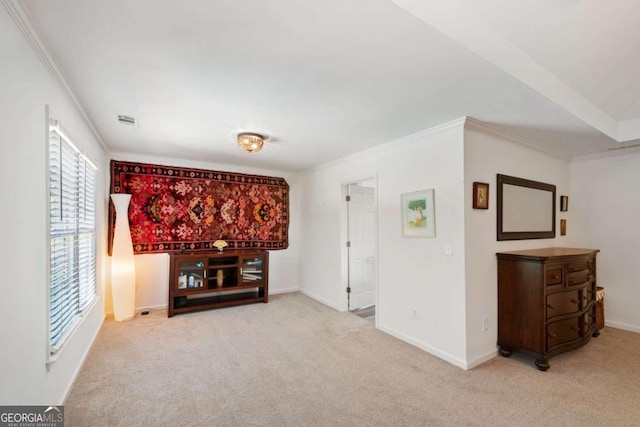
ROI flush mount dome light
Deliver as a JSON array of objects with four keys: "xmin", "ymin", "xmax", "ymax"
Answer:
[{"xmin": 237, "ymin": 132, "xmax": 264, "ymax": 153}]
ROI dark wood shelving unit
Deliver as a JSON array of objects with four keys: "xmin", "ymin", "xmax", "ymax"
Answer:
[{"xmin": 168, "ymin": 250, "xmax": 268, "ymax": 317}]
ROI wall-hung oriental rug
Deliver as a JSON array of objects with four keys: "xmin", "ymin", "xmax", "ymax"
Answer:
[{"xmin": 109, "ymin": 160, "xmax": 289, "ymax": 254}]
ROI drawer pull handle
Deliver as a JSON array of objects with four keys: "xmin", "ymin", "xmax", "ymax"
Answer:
[
  {"xmin": 547, "ymin": 304, "xmax": 556, "ymax": 309},
  {"xmin": 548, "ymin": 332, "xmax": 557, "ymax": 338},
  {"xmin": 571, "ymin": 326, "xmax": 579, "ymax": 332},
  {"xmin": 552, "ymin": 275, "xmax": 560, "ymax": 280},
  {"xmin": 571, "ymin": 299, "xmax": 579, "ymax": 304}
]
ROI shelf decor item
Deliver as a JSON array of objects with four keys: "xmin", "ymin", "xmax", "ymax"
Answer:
[
  {"xmin": 213, "ymin": 240, "xmax": 228, "ymax": 252},
  {"xmin": 110, "ymin": 193, "xmax": 136, "ymax": 321},
  {"xmin": 401, "ymin": 189, "xmax": 435, "ymax": 237},
  {"xmin": 216, "ymin": 270, "xmax": 224, "ymax": 287}
]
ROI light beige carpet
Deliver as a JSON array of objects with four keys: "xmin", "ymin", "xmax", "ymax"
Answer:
[{"xmin": 66, "ymin": 292, "xmax": 640, "ymax": 426}]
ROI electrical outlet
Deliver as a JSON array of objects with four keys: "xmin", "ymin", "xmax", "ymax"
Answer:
[
  {"xmin": 412, "ymin": 307, "xmax": 419, "ymax": 320},
  {"xmin": 444, "ymin": 244, "xmax": 453, "ymax": 256},
  {"xmin": 483, "ymin": 317, "xmax": 489, "ymax": 332}
]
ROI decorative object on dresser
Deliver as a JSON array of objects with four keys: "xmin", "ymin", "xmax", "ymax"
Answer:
[
  {"xmin": 472, "ymin": 182, "xmax": 489, "ymax": 209},
  {"xmin": 109, "ymin": 160, "xmax": 289, "ymax": 254},
  {"xmin": 401, "ymin": 189, "xmax": 436, "ymax": 237},
  {"xmin": 496, "ymin": 247, "xmax": 599, "ymax": 371},
  {"xmin": 496, "ymin": 174, "xmax": 555, "ymax": 241},
  {"xmin": 168, "ymin": 250, "xmax": 268, "ymax": 317}
]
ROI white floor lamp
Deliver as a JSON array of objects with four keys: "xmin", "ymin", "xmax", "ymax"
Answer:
[{"xmin": 110, "ymin": 193, "xmax": 136, "ymax": 321}]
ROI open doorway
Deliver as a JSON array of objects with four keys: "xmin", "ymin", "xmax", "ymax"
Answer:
[{"xmin": 343, "ymin": 178, "xmax": 377, "ymax": 323}]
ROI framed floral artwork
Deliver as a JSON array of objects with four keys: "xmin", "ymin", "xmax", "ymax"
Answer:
[{"xmin": 401, "ymin": 189, "xmax": 435, "ymax": 237}]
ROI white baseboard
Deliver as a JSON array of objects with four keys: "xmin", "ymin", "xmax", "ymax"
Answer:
[
  {"xmin": 605, "ymin": 320, "xmax": 640, "ymax": 333},
  {"xmin": 104, "ymin": 291, "xmax": 301, "ymax": 317},
  {"xmin": 62, "ymin": 314, "xmax": 104, "ymax": 404},
  {"xmin": 466, "ymin": 349, "xmax": 499, "ymax": 369},
  {"xmin": 376, "ymin": 323, "xmax": 469, "ymax": 370},
  {"xmin": 104, "ymin": 303, "xmax": 168, "ymax": 319},
  {"xmin": 298, "ymin": 288, "xmax": 342, "ymax": 311},
  {"xmin": 270, "ymin": 287, "xmax": 299, "ymax": 295},
  {"xmin": 138, "ymin": 303, "xmax": 167, "ymax": 312}
]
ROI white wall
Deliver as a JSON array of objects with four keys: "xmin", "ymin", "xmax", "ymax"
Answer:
[
  {"xmin": 463, "ymin": 124, "xmax": 572, "ymax": 366},
  {"xmin": 0, "ymin": 6, "xmax": 107, "ymax": 404},
  {"xmin": 298, "ymin": 121, "xmax": 469, "ymax": 367},
  {"xmin": 107, "ymin": 152, "xmax": 300, "ymax": 313},
  {"xmin": 571, "ymin": 151, "xmax": 640, "ymax": 332}
]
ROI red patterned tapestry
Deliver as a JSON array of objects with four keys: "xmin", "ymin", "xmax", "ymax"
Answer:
[{"xmin": 109, "ymin": 160, "xmax": 289, "ymax": 254}]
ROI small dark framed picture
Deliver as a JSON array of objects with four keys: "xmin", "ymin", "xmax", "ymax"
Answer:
[
  {"xmin": 473, "ymin": 182, "xmax": 489, "ymax": 209},
  {"xmin": 560, "ymin": 195, "xmax": 569, "ymax": 212},
  {"xmin": 560, "ymin": 219, "xmax": 567, "ymax": 236}
]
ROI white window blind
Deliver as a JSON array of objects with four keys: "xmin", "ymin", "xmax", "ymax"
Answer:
[{"xmin": 49, "ymin": 121, "xmax": 97, "ymax": 353}]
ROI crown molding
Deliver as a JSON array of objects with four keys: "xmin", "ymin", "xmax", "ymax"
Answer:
[
  {"xmin": 571, "ymin": 144, "xmax": 640, "ymax": 163},
  {"xmin": 2, "ymin": 0, "xmax": 108, "ymax": 152},
  {"xmin": 299, "ymin": 117, "xmax": 466, "ymax": 175},
  {"xmin": 463, "ymin": 117, "xmax": 570, "ymax": 161}
]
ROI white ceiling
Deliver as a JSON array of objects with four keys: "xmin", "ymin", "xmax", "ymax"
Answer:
[{"xmin": 18, "ymin": 0, "xmax": 640, "ymax": 171}]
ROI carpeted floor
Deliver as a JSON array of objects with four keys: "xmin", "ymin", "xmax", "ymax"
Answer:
[
  {"xmin": 351, "ymin": 305, "xmax": 375, "ymax": 323},
  {"xmin": 65, "ymin": 292, "xmax": 640, "ymax": 426}
]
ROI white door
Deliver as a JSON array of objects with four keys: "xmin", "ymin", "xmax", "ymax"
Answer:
[{"xmin": 348, "ymin": 184, "xmax": 376, "ymax": 310}]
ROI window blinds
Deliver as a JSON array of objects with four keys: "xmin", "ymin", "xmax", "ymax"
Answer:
[{"xmin": 49, "ymin": 126, "xmax": 97, "ymax": 351}]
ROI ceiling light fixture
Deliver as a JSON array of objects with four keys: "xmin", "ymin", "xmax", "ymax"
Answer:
[{"xmin": 237, "ymin": 132, "xmax": 264, "ymax": 153}]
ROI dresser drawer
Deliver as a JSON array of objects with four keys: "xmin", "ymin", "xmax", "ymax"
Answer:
[
  {"xmin": 567, "ymin": 271, "xmax": 589, "ymax": 287},
  {"xmin": 587, "ymin": 259, "xmax": 596, "ymax": 275},
  {"xmin": 545, "ymin": 267, "xmax": 564, "ymax": 286},
  {"xmin": 547, "ymin": 317, "xmax": 580, "ymax": 350},
  {"xmin": 568, "ymin": 261, "xmax": 588, "ymax": 273},
  {"xmin": 546, "ymin": 289, "xmax": 581, "ymax": 319}
]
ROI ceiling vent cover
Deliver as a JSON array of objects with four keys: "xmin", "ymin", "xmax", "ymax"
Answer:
[{"xmin": 117, "ymin": 115, "xmax": 138, "ymax": 126}]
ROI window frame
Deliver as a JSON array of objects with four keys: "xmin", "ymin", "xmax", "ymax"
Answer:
[{"xmin": 46, "ymin": 110, "xmax": 99, "ymax": 363}]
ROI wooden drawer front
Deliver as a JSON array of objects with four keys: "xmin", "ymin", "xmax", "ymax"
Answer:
[
  {"xmin": 547, "ymin": 318, "xmax": 580, "ymax": 350},
  {"xmin": 568, "ymin": 272, "xmax": 589, "ymax": 287},
  {"xmin": 568, "ymin": 261, "xmax": 588, "ymax": 273},
  {"xmin": 546, "ymin": 267, "xmax": 564, "ymax": 286},
  {"xmin": 546, "ymin": 290, "xmax": 581, "ymax": 319}
]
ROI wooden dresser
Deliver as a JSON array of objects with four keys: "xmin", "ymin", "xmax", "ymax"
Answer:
[{"xmin": 496, "ymin": 247, "xmax": 599, "ymax": 370}]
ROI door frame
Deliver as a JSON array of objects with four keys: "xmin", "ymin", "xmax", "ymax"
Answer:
[{"xmin": 340, "ymin": 173, "xmax": 379, "ymax": 321}]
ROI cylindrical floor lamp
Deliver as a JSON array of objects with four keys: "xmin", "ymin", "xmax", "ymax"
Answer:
[{"xmin": 110, "ymin": 193, "xmax": 136, "ymax": 321}]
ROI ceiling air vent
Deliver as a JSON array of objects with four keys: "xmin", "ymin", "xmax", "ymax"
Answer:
[{"xmin": 117, "ymin": 115, "xmax": 138, "ymax": 126}]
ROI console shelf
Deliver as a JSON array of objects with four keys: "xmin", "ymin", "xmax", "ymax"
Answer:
[{"xmin": 168, "ymin": 250, "xmax": 268, "ymax": 317}]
